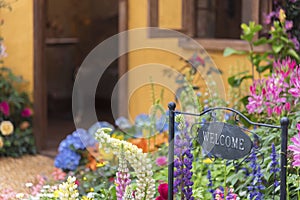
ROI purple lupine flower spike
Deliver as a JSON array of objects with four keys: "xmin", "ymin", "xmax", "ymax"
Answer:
[
  {"xmin": 174, "ymin": 114, "xmax": 194, "ymax": 199},
  {"xmin": 115, "ymin": 148, "xmax": 131, "ymax": 200},
  {"xmin": 270, "ymin": 143, "xmax": 280, "ymax": 191},
  {"xmin": 207, "ymin": 169, "xmax": 214, "ymax": 196},
  {"xmin": 248, "ymin": 150, "xmax": 264, "ymax": 200}
]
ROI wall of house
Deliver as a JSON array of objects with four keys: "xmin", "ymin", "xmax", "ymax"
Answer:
[
  {"xmin": 1, "ymin": 0, "xmax": 34, "ymax": 93},
  {"xmin": 127, "ymin": 0, "xmax": 251, "ymax": 120},
  {"xmin": 0, "ymin": 0, "xmax": 252, "ymax": 122}
]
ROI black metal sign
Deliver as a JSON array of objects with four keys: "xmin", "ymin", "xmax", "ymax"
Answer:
[
  {"xmin": 168, "ymin": 102, "xmax": 288, "ymax": 200},
  {"xmin": 197, "ymin": 122, "xmax": 252, "ymax": 160}
]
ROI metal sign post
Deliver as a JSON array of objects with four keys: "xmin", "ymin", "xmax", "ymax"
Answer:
[{"xmin": 168, "ymin": 102, "xmax": 288, "ymax": 200}]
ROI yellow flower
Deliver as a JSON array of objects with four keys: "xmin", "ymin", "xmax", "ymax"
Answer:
[
  {"xmin": 0, "ymin": 136, "xmax": 3, "ymax": 148},
  {"xmin": 53, "ymin": 190, "xmax": 59, "ymax": 198},
  {"xmin": 90, "ymin": 187, "xmax": 94, "ymax": 192},
  {"xmin": 279, "ymin": 8, "xmax": 286, "ymax": 23},
  {"xmin": 96, "ymin": 161, "xmax": 107, "ymax": 168},
  {"xmin": 0, "ymin": 121, "xmax": 14, "ymax": 136},
  {"xmin": 203, "ymin": 158, "xmax": 213, "ymax": 164},
  {"xmin": 112, "ymin": 133, "xmax": 124, "ymax": 140}
]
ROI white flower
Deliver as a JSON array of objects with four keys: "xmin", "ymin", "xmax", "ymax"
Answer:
[
  {"xmin": 16, "ymin": 193, "xmax": 25, "ymax": 199},
  {"xmin": 0, "ymin": 121, "xmax": 14, "ymax": 136},
  {"xmin": 25, "ymin": 182, "xmax": 33, "ymax": 188},
  {"xmin": 43, "ymin": 184, "xmax": 50, "ymax": 189}
]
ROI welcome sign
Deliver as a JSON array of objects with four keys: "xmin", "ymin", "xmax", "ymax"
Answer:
[{"xmin": 197, "ymin": 122, "xmax": 253, "ymax": 160}]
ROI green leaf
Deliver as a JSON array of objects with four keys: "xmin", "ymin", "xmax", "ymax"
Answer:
[
  {"xmin": 287, "ymin": 49, "xmax": 300, "ymax": 61},
  {"xmin": 253, "ymin": 37, "xmax": 268, "ymax": 46},
  {"xmin": 239, "ymin": 95, "xmax": 249, "ymax": 107},
  {"xmin": 256, "ymin": 65, "xmax": 271, "ymax": 73},
  {"xmin": 223, "ymin": 47, "xmax": 246, "ymax": 57},
  {"xmin": 228, "ymin": 75, "xmax": 253, "ymax": 88},
  {"xmin": 272, "ymin": 44, "xmax": 284, "ymax": 53},
  {"xmin": 280, "ymin": 36, "xmax": 290, "ymax": 43}
]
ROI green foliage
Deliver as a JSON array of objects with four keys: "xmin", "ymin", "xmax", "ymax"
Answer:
[
  {"xmin": 74, "ymin": 164, "xmax": 117, "ymax": 197},
  {"xmin": 224, "ymin": 19, "xmax": 299, "ymax": 93},
  {"xmin": 228, "ymin": 71, "xmax": 252, "ymax": 88},
  {"xmin": 0, "ymin": 67, "xmax": 36, "ymax": 157}
]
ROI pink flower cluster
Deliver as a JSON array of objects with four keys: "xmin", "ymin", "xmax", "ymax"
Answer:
[
  {"xmin": 0, "ymin": 101, "xmax": 9, "ymax": 116},
  {"xmin": 156, "ymin": 156, "xmax": 167, "ymax": 166},
  {"xmin": 288, "ymin": 124, "xmax": 300, "ymax": 167},
  {"xmin": 246, "ymin": 58, "xmax": 300, "ymax": 117},
  {"xmin": 115, "ymin": 170, "xmax": 131, "ymax": 200},
  {"xmin": 51, "ymin": 168, "xmax": 67, "ymax": 181},
  {"xmin": 213, "ymin": 187, "xmax": 238, "ymax": 200},
  {"xmin": 29, "ymin": 175, "xmax": 47, "ymax": 195},
  {"xmin": 0, "ymin": 100, "xmax": 32, "ymax": 118},
  {"xmin": 0, "ymin": 188, "xmax": 17, "ymax": 200}
]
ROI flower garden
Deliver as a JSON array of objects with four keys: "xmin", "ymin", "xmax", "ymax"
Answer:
[{"xmin": 1, "ymin": 0, "xmax": 300, "ymax": 200}]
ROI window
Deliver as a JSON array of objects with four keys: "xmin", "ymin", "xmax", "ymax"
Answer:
[
  {"xmin": 148, "ymin": 0, "xmax": 272, "ymax": 51},
  {"xmin": 195, "ymin": 0, "xmax": 242, "ymax": 39}
]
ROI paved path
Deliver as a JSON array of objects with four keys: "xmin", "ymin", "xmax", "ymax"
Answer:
[{"xmin": 0, "ymin": 155, "xmax": 54, "ymax": 193}]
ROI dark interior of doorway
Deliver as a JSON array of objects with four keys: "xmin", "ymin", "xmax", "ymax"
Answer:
[{"xmin": 44, "ymin": 0, "xmax": 119, "ymax": 154}]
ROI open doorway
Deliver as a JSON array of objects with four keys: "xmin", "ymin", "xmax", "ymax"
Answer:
[{"xmin": 44, "ymin": 0, "xmax": 119, "ymax": 151}]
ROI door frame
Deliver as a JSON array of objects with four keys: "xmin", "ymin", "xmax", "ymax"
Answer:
[
  {"xmin": 33, "ymin": 0, "xmax": 47, "ymax": 151},
  {"xmin": 33, "ymin": 0, "xmax": 129, "ymax": 151}
]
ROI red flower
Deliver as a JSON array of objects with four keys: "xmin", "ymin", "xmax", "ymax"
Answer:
[
  {"xmin": 0, "ymin": 101, "xmax": 10, "ymax": 116},
  {"xmin": 75, "ymin": 179, "xmax": 80, "ymax": 186},
  {"xmin": 156, "ymin": 183, "xmax": 168, "ymax": 200},
  {"xmin": 109, "ymin": 177, "xmax": 115, "ymax": 182},
  {"xmin": 21, "ymin": 107, "xmax": 32, "ymax": 117}
]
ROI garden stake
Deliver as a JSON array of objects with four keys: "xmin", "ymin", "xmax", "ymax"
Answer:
[
  {"xmin": 168, "ymin": 102, "xmax": 176, "ymax": 200},
  {"xmin": 280, "ymin": 117, "xmax": 289, "ymax": 200}
]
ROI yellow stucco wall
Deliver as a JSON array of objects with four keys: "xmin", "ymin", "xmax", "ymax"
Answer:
[
  {"xmin": 1, "ymin": 0, "xmax": 33, "ymax": 93},
  {"xmin": 127, "ymin": 0, "xmax": 251, "ymax": 119}
]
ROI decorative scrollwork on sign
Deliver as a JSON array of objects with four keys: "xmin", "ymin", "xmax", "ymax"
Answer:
[{"xmin": 168, "ymin": 102, "xmax": 289, "ymax": 200}]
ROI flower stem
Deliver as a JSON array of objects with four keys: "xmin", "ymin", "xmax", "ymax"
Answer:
[
  {"xmin": 297, "ymin": 168, "xmax": 300, "ymax": 200},
  {"xmin": 224, "ymin": 163, "xmax": 227, "ymax": 199}
]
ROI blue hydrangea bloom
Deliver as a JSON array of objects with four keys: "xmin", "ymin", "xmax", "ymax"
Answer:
[
  {"xmin": 135, "ymin": 114, "xmax": 151, "ymax": 127},
  {"xmin": 54, "ymin": 149, "xmax": 81, "ymax": 171},
  {"xmin": 115, "ymin": 117, "xmax": 132, "ymax": 129},
  {"xmin": 58, "ymin": 131, "xmax": 85, "ymax": 152},
  {"xmin": 73, "ymin": 128, "xmax": 97, "ymax": 147}
]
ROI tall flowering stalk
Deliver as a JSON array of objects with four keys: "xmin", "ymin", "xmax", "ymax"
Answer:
[
  {"xmin": 95, "ymin": 128, "xmax": 155, "ymax": 200},
  {"xmin": 174, "ymin": 114, "xmax": 194, "ymax": 200},
  {"xmin": 115, "ymin": 144, "xmax": 131, "ymax": 200},
  {"xmin": 270, "ymin": 143, "xmax": 280, "ymax": 196},
  {"xmin": 207, "ymin": 169, "xmax": 214, "ymax": 196},
  {"xmin": 247, "ymin": 150, "xmax": 264, "ymax": 200}
]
